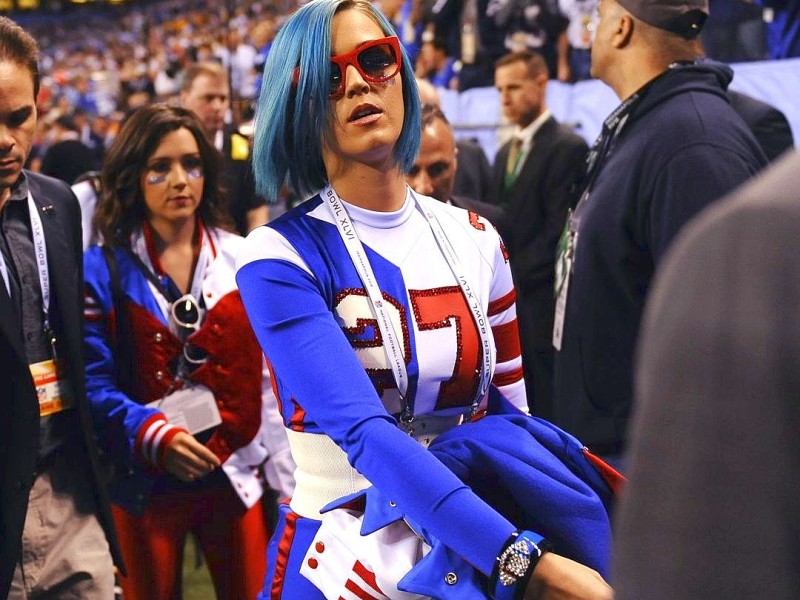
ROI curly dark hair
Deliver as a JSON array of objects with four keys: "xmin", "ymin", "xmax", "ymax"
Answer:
[{"xmin": 93, "ymin": 103, "xmax": 232, "ymax": 246}]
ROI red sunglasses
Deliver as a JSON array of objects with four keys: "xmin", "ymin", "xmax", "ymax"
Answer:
[{"xmin": 293, "ymin": 36, "xmax": 402, "ymax": 98}]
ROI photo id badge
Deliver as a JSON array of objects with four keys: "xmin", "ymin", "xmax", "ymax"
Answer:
[
  {"xmin": 147, "ymin": 385, "xmax": 222, "ymax": 435},
  {"xmin": 553, "ymin": 214, "xmax": 579, "ymax": 351},
  {"xmin": 31, "ymin": 359, "xmax": 75, "ymax": 416}
]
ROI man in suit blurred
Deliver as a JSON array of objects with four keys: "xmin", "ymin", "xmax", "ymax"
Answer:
[
  {"xmin": 180, "ymin": 62, "xmax": 268, "ymax": 235},
  {"xmin": 489, "ymin": 50, "xmax": 588, "ymax": 418}
]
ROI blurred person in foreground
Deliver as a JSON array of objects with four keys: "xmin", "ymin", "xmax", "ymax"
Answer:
[
  {"xmin": 551, "ymin": 0, "xmax": 767, "ymax": 469},
  {"xmin": 180, "ymin": 61, "xmax": 270, "ymax": 235},
  {"xmin": 615, "ymin": 151, "xmax": 800, "ymax": 600},
  {"xmin": 237, "ymin": 0, "xmax": 619, "ymax": 598},
  {"xmin": 0, "ymin": 16, "xmax": 121, "ymax": 599},
  {"xmin": 83, "ymin": 104, "xmax": 294, "ymax": 600}
]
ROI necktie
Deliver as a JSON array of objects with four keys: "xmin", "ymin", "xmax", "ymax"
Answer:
[{"xmin": 504, "ymin": 137, "xmax": 523, "ymax": 188}]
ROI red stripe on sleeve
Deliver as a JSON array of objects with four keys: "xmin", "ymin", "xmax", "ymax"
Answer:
[
  {"xmin": 492, "ymin": 319, "xmax": 522, "ymax": 363},
  {"xmin": 353, "ymin": 560, "xmax": 385, "ymax": 595},
  {"xmin": 492, "ymin": 366, "xmax": 524, "ymax": 387},
  {"xmin": 288, "ymin": 399, "xmax": 307, "ymax": 432},
  {"xmin": 488, "ymin": 288, "xmax": 516, "ymax": 316},
  {"xmin": 134, "ymin": 413, "xmax": 167, "ymax": 457},
  {"xmin": 265, "ymin": 357, "xmax": 285, "ymax": 421},
  {"xmin": 344, "ymin": 577, "xmax": 381, "ymax": 600}
]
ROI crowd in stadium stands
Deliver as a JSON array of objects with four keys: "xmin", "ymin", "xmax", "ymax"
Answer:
[{"xmin": 8, "ymin": 0, "xmax": 796, "ymax": 188}]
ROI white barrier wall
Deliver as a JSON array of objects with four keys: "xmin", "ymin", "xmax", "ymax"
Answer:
[{"xmin": 441, "ymin": 57, "xmax": 800, "ymax": 164}]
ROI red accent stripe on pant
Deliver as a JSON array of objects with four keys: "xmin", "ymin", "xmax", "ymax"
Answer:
[{"xmin": 271, "ymin": 510, "xmax": 299, "ymax": 599}]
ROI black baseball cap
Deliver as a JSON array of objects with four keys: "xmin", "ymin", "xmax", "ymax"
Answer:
[{"xmin": 616, "ymin": 0, "xmax": 709, "ymax": 38}]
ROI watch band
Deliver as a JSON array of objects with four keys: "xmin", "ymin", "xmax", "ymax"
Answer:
[{"xmin": 490, "ymin": 530, "xmax": 552, "ymax": 600}]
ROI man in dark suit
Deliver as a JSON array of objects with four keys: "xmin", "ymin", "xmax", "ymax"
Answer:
[
  {"xmin": 691, "ymin": 40, "xmax": 796, "ymax": 162},
  {"xmin": 489, "ymin": 50, "xmax": 588, "ymax": 419},
  {"xmin": 180, "ymin": 61, "xmax": 269, "ymax": 235},
  {"xmin": 407, "ymin": 102, "xmax": 505, "ymax": 226},
  {"xmin": 453, "ymin": 137, "xmax": 495, "ymax": 204},
  {"xmin": 0, "ymin": 17, "xmax": 121, "ymax": 598}
]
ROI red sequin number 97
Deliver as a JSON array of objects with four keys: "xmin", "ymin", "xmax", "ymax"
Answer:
[{"xmin": 410, "ymin": 286, "xmax": 480, "ymax": 410}]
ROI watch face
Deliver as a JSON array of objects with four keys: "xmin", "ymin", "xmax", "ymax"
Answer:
[{"xmin": 498, "ymin": 538, "xmax": 533, "ymax": 586}]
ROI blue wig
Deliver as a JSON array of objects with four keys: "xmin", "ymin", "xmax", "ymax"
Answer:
[{"xmin": 252, "ymin": 0, "xmax": 421, "ymax": 202}]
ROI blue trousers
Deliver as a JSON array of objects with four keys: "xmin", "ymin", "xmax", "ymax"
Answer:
[{"xmin": 259, "ymin": 503, "xmax": 325, "ymax": 600}]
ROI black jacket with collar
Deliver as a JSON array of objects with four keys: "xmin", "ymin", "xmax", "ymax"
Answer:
[
  {"xmin": 0, "ymin": 171, "xmax": 122, "ymax": 597},
  {"xmin": 489, "ymin": 115, "xmax": 588, "ymax": 349}
]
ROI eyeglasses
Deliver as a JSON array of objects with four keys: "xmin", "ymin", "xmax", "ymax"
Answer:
[
  {"xmin": 170, "ymin": 294, "xmax": 208, "ymax": 365},
  {"xmin": 145, "ymin": 156, "xmax": 204, "ymax": 185},
  {"xmin": 293, "ymin": 36, "xmax": 402, "ymax": 98}
]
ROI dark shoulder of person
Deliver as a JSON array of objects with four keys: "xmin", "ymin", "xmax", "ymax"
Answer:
[
  {"xmin": 728, "ymin": 90, "xmax": 795, "ymax": 163},
  {"xmin": 40, "ymin": 140, "xmax": 97, "ymax": 186}
]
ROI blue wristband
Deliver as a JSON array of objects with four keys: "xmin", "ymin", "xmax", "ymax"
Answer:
[{"xmin": 490, "ymin": 530, "xmax": 551, "ymax": 600}]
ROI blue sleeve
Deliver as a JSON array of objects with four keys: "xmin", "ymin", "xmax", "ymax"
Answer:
[
  {"xmin": 83, "ymin": 246, "xmax": 161, "ymax": 465},
  {"xmin": 236, "ymin": 257, "xmax": 516, "ymax": 576}
]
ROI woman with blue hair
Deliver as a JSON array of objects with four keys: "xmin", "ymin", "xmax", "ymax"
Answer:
[{"xmin": 236, "ymin": 0, "xmax": 615, "ymax": 598}]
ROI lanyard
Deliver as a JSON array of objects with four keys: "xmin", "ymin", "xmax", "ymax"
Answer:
[
  {"xmin": 0, "ymin": 194, "xmax": 59, "ymax": 358},
  {"xmin": 579, "ymin": 93, "xmax": 637, "ymax": 203},
  {"xmin": 579, "ymin": 61, "xmax": 694, "ymax": 206},
  {"xmin": 416, "ymin": 192, "xmax": 494, "ymax": 408},
  {"xmin": 132, "ymin": 223, "xmax": 210, "ymax": 318},
  {"xmin": 0, "ymin": 195, "xmax": 48, "ymax": 301},
  {"xmin": 0, "ymin": 194, "xmax": 60, "ymax": 357},
  {"xmin": 28, "ymin": 192, "xmax": 58, "ymax": 358},
  {"xmin": 0, "ymin": 244, "xmax": 8, "ymax": 297},
  {"xmin": 323, "ymin": 185, "xmax": 494, "ymax": 423},
  {"xmin": 130, "ymin": 225, "xmax": 213, "ymax": 386}
]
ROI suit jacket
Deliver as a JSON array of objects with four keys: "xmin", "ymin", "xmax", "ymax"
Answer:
[
  {"xmin": 450, "ymin": 194, "xmax": 505, "ymax": 229},
  {"xmin": 488, "ymin": 116, "xmax": 588, "ymax": 349},
  {"xmin": 453, "ymin": 139, "xmax": 493, "ymax": 203},
  {"xmin": 221, "ymin": 124, "xmax": 267, "ymax": 236},
  {"xmin": 728, "ymin": 90, "xmax": 795, "ymax": 163},
  {"xmin": 0, "ymin": 172, "xmax": 121, "ymax": 597}
]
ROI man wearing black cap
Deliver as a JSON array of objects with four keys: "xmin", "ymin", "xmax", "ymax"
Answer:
[{"xmin": 551, "ymin": 0, "xmax": 767, "ymax": 468}]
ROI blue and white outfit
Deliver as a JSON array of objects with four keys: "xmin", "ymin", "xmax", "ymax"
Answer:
[{"xmin": 236, "ymin": 188, "xmax": 612, "ymax": 599}]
